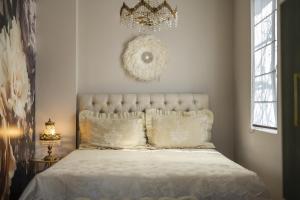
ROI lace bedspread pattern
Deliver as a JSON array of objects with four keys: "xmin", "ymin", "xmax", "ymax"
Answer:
[{"xmin": 20, "ymin": 150, "xmax": 270, "ymax": 200}]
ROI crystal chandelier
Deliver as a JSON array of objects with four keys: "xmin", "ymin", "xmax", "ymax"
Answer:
[{"xmin": 120, "ymin": 0, "xmax": 178, "ymax": 32}]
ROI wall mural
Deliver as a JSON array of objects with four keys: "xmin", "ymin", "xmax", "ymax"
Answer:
[{"xmin": 0, "ymin": 0, "xmax": 36, "ymax": 199}]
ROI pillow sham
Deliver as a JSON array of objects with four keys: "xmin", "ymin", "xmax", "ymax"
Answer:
[
  {"xmin": 145, "ymin": 109, "xmax": 214, "ymax": 149},
  {"xmin": 79, "ymin": 110, "xmax": 146, "ymax": 149}
]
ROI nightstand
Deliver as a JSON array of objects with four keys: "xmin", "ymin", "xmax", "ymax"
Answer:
[{"xmin": 30, "ymin": 158, "xmax": 61, "ymax": 174}]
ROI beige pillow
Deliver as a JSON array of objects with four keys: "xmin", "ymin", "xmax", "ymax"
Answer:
[
  {"xmin": 79, "ymin": 110, "xmax": 146, "ymax": 149},
  {"xmin": 146, "ymin": 109, "xmax": 215, "ymax": 148}
]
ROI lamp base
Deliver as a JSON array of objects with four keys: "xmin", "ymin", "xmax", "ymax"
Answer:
[
  {"xmin": 43, "ymin": 154, "xmax": 59, "ymax": 162},
  {"xmin": 43, "ymin": 144, "xmax": 59, "ymax": 161}
]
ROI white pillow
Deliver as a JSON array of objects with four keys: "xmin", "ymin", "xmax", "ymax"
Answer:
[
  {"xmin": 79, "ymin": 110, "xmax": 146, "ymax": 149},
  {"xmin": 146, "ymin": 109, "xmax": 215, "ymax": 149}
]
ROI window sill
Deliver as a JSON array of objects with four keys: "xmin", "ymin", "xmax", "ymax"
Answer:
[{"xmin": 251, "ymin": 126, "xmax": 278, "ymax": 134}]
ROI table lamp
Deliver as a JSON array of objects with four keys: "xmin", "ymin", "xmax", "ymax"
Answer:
[{"xmin": 39, "ymin": 119, "xmax": 61, "ymax": 161}]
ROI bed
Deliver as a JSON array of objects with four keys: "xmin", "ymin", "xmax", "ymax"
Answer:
[{"xmin": 20, "ymin": 94, "xmax": 270, "ymax": 200}]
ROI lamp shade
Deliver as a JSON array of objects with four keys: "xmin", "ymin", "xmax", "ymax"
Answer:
[
  {"xmin": 40, "ymin": 119, "xmax": 61, "ymax": 141},
  {"xmin": 45, "ymin": 119, "xmax": 56, "ymax": 136}
]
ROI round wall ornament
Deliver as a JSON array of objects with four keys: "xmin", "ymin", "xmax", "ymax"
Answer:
[{"xmin": 122, "ymin": 35, "xmax": 168, "ymax": 81}]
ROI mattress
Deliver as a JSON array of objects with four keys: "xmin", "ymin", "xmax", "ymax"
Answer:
[{"xmin": 20, "ymin": 149, "xmax": 270, "ymax": 200}]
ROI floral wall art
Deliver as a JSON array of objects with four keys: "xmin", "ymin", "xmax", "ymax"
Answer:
[
  {"xmin": 122, "ymin": 35, "xmax": 168, "ymax": 81},
  {"xmin": 0, "ymin": 0, "xmax": 36, "ymax": 199}
]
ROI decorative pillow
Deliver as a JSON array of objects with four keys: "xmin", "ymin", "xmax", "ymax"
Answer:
[
  {"xmin": 79, "ymin": 110, "xmax": 146, "ymax": 149},
  {"xmin": 145, "ymin": 109, "xmax": 215, "ymax": 149}
]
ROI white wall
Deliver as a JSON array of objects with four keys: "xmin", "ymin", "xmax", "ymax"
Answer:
[
  {"xmin": 77, "ymin": 0, "xmax": 235, "ymax": 158},
  {"xmin": 35, "ymin": 0, "xmax": 235, "ymax": 159},
  {"xmin": 233, "ymin": 0, "xmax": 283, "ymax": 199},
  {"xmin": 36, "ymin": 0, "xmax": 77, "ymax": 157}
]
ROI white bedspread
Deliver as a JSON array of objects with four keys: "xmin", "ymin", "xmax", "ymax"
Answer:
[{"xmin": 20, "ymin": 149, "xmax": 270, "ymax": 200}]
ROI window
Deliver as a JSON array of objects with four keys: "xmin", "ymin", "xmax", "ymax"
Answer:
[{"xmin": 251, "ymin": 0, "xmax": 278, "ymax": 131}]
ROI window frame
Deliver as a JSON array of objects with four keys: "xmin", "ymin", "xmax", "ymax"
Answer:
[{"xmin": 250, "ymin": 0, "xmax": 278, "ymax": 134}]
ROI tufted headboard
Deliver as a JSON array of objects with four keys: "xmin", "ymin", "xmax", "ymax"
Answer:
[{"xmin": 77, "ymin": 93, "xmax": 209, "ymax": 148}]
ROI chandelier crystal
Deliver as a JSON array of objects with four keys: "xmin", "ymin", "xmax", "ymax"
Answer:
[{"xmin": 120, "ymin": 0, "xmax": 178, "ymax": 32}]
